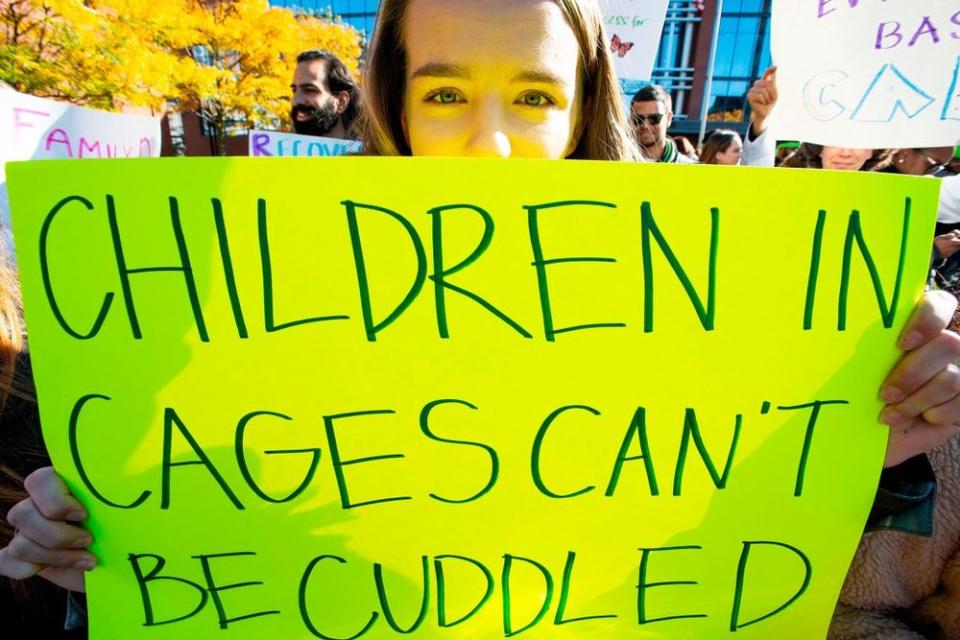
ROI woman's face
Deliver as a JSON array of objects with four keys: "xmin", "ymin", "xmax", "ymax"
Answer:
[
  {"xmin": 714, "ymin": 137, "xmax": 743, "ymax": 166},
  {"xmin": 820, "ymin": 146, "xmax": 873, "ymax": 171},
  {"xmin": 402, "ymin": 0, "xmax": 584, "ymax": 159}
]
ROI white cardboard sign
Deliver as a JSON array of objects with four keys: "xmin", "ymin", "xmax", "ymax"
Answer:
[
  {"xmin": 248, "ymin": 130, "xmax": 361, "ymax": 157},
  {"xmin": 771, "ymin": 0, "xmax": 960, "ymax": 148},
  {"xmin": 0, "ymin": 89, "xmax": 161, "ymax": 251},
  {"xmin": 599, "ymin": 0, "xmax": 671, "ymax": 88}
]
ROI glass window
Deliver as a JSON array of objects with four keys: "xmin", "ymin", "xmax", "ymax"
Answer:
[
  {"xmin": 706, "ymin": 0, "xmax": 771, "ymax": 124},
  {"xmin": 271, "ymin": 0, "xmax": 380, "ymax": 34}
]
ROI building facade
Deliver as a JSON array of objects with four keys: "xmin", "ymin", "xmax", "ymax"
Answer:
[
  {"xmin": 652, "ymin": 0, "xmax": 772, "ymax": 137},
  {"xmin": 270, "ymin": 0, "xmax": 380, "ymax": 36}
]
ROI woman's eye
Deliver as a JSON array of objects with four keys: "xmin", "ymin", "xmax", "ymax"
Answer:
[
  {"xmin": 518, "ymin": 92, "xmax": 553, "ymax": 107},
  {"xmin": 427, "ymin": 90, "xmax": 462, "ymax": 104}
]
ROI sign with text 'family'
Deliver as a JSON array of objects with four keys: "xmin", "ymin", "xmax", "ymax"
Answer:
[
  {"xmin": 0, "ymin": 90, "xmax": 160, "ymax": 253},
  {"xmin": 599, "ymin": 0, "xmax": 670, "ymax": 94},
  {"xmin": 772, "ymin": 0, "xmax": 960, "ymax": 148},
  {"xmin": 248, "ymin": 130, "xmax": 361, "ymax": 157},
  {"xmin": 7, "ymin": 158, "xmax": 938, "ymax": 639}
]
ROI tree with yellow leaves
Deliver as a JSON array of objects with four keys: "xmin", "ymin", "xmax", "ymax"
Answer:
[
  {"xmin": 174, "ymin": 0, "xmax": 362, "ymax": 153},
  {"xmin": 0, "ymin": 0, "xmax": 180, "ymax": 110},
  {"xmin": 1, "ymin": 0, "xmax": 362, "ymax": 151}
]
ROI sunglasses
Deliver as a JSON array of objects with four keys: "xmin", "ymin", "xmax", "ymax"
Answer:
[{"xmin": 632, "ymin": 113, "xmax": 665, "ymax": 126}]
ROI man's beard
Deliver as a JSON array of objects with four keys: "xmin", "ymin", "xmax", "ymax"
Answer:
[{"xmin": 291, "ymin": 102, "xmax": 340, "ymax": 136}]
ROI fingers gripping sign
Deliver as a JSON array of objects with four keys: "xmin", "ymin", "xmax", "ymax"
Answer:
[
  {"xmin": 881, "ymin": 290, "xmax": 960, "ymax": 467},
  {"xmin": 1, "ymin": 467, "xmax": 96, "ymax": 592}
]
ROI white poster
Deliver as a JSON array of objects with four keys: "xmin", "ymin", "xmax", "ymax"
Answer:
[
  {"xmin": 599, "ymin": 0, "xmax": 670, "ymax": 91},
  {"xmin": 248, "ymin": 130, "xmax": 361, "ymax": 157},
  {"xmin": 772, "ymin": 0, "xmax": 960, "ymax": 148},
  {"xmin": 0, "ymin": 88, "xmax": 161, "ymax": 251}
]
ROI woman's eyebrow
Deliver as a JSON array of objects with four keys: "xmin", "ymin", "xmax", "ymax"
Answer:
[
  {"xmin": 511, "ymin": 69, "xmax": 566, "ymax": 85},
  {"xmin": 411, "ymin": 63, "xmax": 470, "ymax": 79}
]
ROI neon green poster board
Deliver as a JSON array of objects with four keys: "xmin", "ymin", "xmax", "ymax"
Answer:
[{"xmin": 6, "ymin": 157, "xmax": 939, "ymax": 638}]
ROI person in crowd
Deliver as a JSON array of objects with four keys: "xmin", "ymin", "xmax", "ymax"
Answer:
[
  {"xmin": 674, "ymin": 135, "xmax": 699, "ymax": 161},
  {"xmin": 944, "ymin": 148, "xmax": 960, "ymax": 176},
  {"xmin": 888, "ymin": 147, "xmax": 955, "ymax": 177},
  {"xmin": 776, "ymin": 141, "xmax": 799, "ymax": 166},
  {"xmin": 3, "ymin": 4, "xmax": 960, "ymax": 638},
  {"xmin": 290, "ymin": 49, "xmax": 360, "ymax": 139},
  {"xmin": 780, "ymin": 144, "xmax": 892, "ymax": 171},
  {"xmin": 629, "ymin": 84, "xmax": 697, "ymax": 163},
  {"xmin": 699, "ymin": 128, "xmax": 743, "ymax": 165}
]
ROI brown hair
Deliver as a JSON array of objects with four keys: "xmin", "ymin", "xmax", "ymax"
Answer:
[
  {"xmin": 781, "ymin": 143, "xmax": 893, "ymax": 171},
  {"xmin": 699, "ymin": 129, "xmax": 741, "ymax": 165},
  {"xmin": 0, "ymin": 258, "xmax": 37, "ymax": 608},
  {"xmin": 360, "ymin": 0, "xmax": 640, "ymax": 161},
  {"xmin": 0, "ymin": 259, "xmax": 32, "ymax": 540}
]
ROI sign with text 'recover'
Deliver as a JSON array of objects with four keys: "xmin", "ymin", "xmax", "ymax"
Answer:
[
  {"xmin": 7, "ymin": 158, "xmax": 938, "ymax": 639},
  {"xmin": 772, "ymin": 0, "xmax": 960, "ymax": 148},
  {"xmin": 248, "ymin": 130, "xmax": 361, "ymax": 157}
]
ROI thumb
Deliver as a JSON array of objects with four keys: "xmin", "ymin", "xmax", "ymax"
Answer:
[{"xmin": 763, "ymin": 65, "xmax": 777, "ymax": 82}]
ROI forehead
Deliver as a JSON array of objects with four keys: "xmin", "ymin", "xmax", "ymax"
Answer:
[
  {"xmin": 293, "ymin": 59, "xmax": 328, "ymax": 85},
  {"xmin": 404, "ymin": 0, "xmax": 579, "ymax": 78},
  {"xmin": 631, "ymin": 100, "xmax": 667, "ymax": 115}
]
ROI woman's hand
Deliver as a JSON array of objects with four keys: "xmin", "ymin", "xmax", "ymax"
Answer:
[
  {"xmin": 880, "ymin": 290, "xmax": 960, "ymax": 467},
  {"xmin": 0, "ymin": 467, "xmax": 94, "ymax": 592},
  {"xmin": 934, "ymin": 230, "xmax": 960, "ymax": 259}
]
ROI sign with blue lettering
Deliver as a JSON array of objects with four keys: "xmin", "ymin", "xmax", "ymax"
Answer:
[
  {"xmin": 772, "ymin": 0, "xmax": 960, "ymax": 147},
  {"xmin": 248, "ymin": 130, "xmax": 362, "ymax": 157}
]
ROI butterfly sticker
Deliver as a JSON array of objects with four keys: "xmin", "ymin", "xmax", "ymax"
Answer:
[{"xmin": 611, "ymin": 34, "xmax": 635, "ymax": 58}]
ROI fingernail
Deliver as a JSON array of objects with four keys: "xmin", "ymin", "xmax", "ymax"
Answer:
[
  {"xmin": 881, "ymin": 386, "xmax": 904, "ymax": 403},
  {"xmin": 66, "ymin": 510, "xmax": 88, "ymax": 522},
  {"xmin": 881, "ymin": 407, "xmax": 905, "ymax": 426},
  {"xmin": 71, "ymin": 534, "xmax": 93, "ymax": 549},
  {"xmin": 72, "ymin": 559, "xmax": 96, "ymax": 571},
  {"xmin": 900, "ymin": 331, "xmax": 923, "ymax": 350}
]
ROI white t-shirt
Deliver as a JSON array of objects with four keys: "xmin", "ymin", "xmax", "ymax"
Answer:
[
  {"xmin": 939, "ymin": 175, "xmax": 960, "ymax": 224},
  {"xmin": 741, "ymin": 127, "xmax": 776, "ymax": 168}
]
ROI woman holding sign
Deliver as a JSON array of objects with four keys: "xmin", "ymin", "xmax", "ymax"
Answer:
[{"xmin": 2, "ymin": 0, "xmax": 960, "ymax": 633}]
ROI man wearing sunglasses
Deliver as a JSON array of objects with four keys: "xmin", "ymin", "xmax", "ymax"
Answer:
[{"xmin": 630, "ymin": 85, "xmax": 697, "ymax": 164}]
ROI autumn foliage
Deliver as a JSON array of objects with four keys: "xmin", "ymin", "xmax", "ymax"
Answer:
[{"xmin": 1, "ymin": 0, "xmax": 363, "ymax": 145}]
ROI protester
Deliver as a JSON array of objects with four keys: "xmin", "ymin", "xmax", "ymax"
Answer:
[
  {"xmin": 699, "ymin": 128, "xmax": 743, "ymax": 165},
  {"xmin": 781, "ymin": 144, "xmax": 892, "ymax": 171},
  {"xmin": 674, "ymin": 135, "xmax": 699, "ymax": 161},
  {"xmin": 946, "ymin": 148, "xmax": 960, "ymax": 176},
  {"xmin": 629, "ymin": 84, "xmax": 697, "ymax": 163},
  {"xmin": 776, "ymin": 141, "xmax": 799, "ymax": 166},
  {"xmin": 3, "ymin": 5, "xmax": 960, "ymax": 639},
  {"xmin": 888, "ymin": 147, "xmax": 955, "ymax": 177},
  {"xmin": 289, "ymin": 49, "xmax": 360, "ymax": 139}
]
